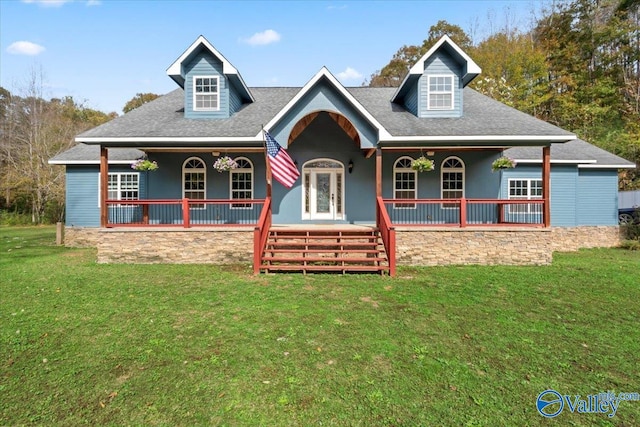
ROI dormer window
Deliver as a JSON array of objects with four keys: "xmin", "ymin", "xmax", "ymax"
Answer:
[
  {"xmin": 427, "ymin": 75, "xmax": 454, "ymax": 110},
  {"xmin": 193, "ymin": 76, "xmax": 219, "ymax": 111}
]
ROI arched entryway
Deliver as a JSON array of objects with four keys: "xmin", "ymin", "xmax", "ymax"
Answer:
[{"xmin": 302, "ymin": 158, "xmax": 345, "ymax": 220}]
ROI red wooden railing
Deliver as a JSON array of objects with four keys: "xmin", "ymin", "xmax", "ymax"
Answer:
[
  {"xmin": 376, "ymin": 196, "xmax": 396, "ymax": 277},
  {"xmin": 381, "ymin": 198, "xmax": 546, "ymax": 227},
  {"xmin": 105, "ymin": 198, "xmax": 265, "ymax": 228},
  {"xmin": 253, "ymin": 197, "xmax": 272, "ymax": 274}
]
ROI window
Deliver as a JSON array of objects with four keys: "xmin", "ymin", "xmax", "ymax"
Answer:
[
  {"xmin": 193, "ymin": 76, "xmax": 219, "ymax": 111},
  {"xmin": 508, "ymin": 179, "xmax": 543, "ymax": 214},
  {"xmin": 441, "ymin": 157, "xmax": 464, "ymax": 208},
  {"xmin": 230, "ymin": 157, "xmax": 253, "ymax": 209},
  {"xmin": 428, "ymin": 75, "xmax": 454, "ymax": 110},
  {"xmin": 183, "ymin": 157, "xmax": 206, "ymax": 208},
  {"xmin": 99, "ymin": 172, "xmax": 139, "ymax": 206},
  {"xmin": 394, "ymin": 157, "xmax": 417, "ymax": 209}
]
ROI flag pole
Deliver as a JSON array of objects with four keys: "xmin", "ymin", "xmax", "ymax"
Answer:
[{"xmin": 261, "ymin": 126, "xmax": 273, "ymax": 198}]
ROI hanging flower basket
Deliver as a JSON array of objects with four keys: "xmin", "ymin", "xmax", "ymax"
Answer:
[
  {"xmin": 213, "ymin": 156, "xmax": 238, "ymax": 172},
  {"xmin": 411, "ymin": 156, "xmax": 435, "ymax": 173},
  {"xmin": 491, "ymin": 156, "xmax": 516, "ymax": 172},
  {"xmin": 131, "ymin": 158, "xmax": 159, "ymax": 171}
]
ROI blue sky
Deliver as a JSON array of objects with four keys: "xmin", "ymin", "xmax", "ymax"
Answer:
[{"xmin": 0, "ymin": 0, "xmax": 543, "ymax": 114}]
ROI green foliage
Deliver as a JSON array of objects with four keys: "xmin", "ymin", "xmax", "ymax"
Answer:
[
  {"xmin": 1, "ymin": 227, "xmax": 639, "ymax": 425},
  {"xmin": 0, "ymin": 74, "xmax": 116, "ymax": 224},
  {"xmin": 370, "ymin": 1, "xmax": 640, "ymax": 188},
  {"xmin": 367, "ymin": 21, "xmax": 471, "ymax": 87},
  {"xmin": 122, "ymin": 92, "xmax": 160, "ymax": 113}
]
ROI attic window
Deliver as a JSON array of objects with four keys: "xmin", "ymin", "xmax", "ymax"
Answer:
[
  {"xmin": 427, "ymin": 75, "xmax": 453, "ymax": 110},
  {"xmin": 193, "ymin": 76, "xmax": 219, "ymax": 111}
]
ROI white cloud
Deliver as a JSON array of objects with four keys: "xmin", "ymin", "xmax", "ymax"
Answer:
[
  {"xmin": 21, "ymin": 0, "xmax": 71, "ymax": 7},
  {"xmin": 86, "ymin": 0, "xmax": 101, "ymax": 5},
  {"xmin": 7, "ymin": 41, "xmax": 46, "ymax": 56},
  {"xmin": 336, "ymin": 67, "xmax": 363, "ymax": 81},
  {"xmin": 241, "ymin": 29, "xmax": 281, "ymax": 46}
]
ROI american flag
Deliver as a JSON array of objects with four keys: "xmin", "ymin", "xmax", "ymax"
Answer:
[{"xmin": 264, "ymin": 130, "xmax": 300, "ymax": 188}]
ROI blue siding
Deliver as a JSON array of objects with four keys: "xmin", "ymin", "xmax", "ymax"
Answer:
[
  {"xmin": 404, "ymin": 83, "xmax": 418, "ymax": 116},
  {"xmin": 65, "ymin": 165, "xmax": 147, "ymax": 227},
  {"xmin": 228, "ymin": 81, "xmax": 243, "ymax": 113},
  {"xmin": 383, "ymin": 151, "xmax": 501, "ymax": 224},
  {"xmin": 184, "ymin": 51, "xmax": 230, "ymax": 119},
  {"xmin": 501, "ymin": 165, "xmax": 579, "ymax": 226},
  {"xmin": 270, "ymin": 79, "xmax": 378, "ymax": 149},
  {"xmin": 271, "ymin": 112, "xmax": 376, "ymax": 224},
  {"xmin": 578, "ymin": 169, "xmax": 619, "ymax": 225},
  {"xmin": 382, "ymin": 151, "xmax": 500, "ymax": 199},
  {"xmin": 419, "ymin": 52, "xmax": 463, "ymax": 118}
]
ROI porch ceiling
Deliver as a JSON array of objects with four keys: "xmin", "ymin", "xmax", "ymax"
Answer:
[{"xmin": 288, "ymin": 111, "xmax": 361, "ymax": 148}]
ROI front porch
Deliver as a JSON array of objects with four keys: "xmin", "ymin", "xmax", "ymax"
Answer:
[
  {"xmin": 84, "ymin": 220, "xmax": 622, "ymax": 275},
  {"xmin": 98, "ymin": 193, "xmax": 553, "ymax": 276}
]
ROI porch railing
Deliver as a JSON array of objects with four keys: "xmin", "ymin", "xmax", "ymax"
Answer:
[
  {"xmin": 105, "ymin": 198, "xmax": 266, "ymax": 228},
  {"xmin": 376, "ymin": 196, "xmax": 396, "ymax": 277},
  {"xmin": 253, "ymin": 197, "xmax": 272, "ymax": 274},
  {"xmin": 382, "ymin": 198, "xmax": 545, "ymax": 227}
]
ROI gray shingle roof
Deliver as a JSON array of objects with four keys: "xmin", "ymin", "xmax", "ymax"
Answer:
[
  {"xmin": 505, "ymin": 138, "xmax": 635, "ymax": 168},
  {"xmin": 49, "ymin": 143, "xmax": 143, "ymax": 164},
  {"xmin": 77, "ymin": 88, "xmax": 299, "ymax": 140},
  {"xmin": 77, "ymin": 86, "xmax": 573, "ymax": 141},
  {"xmin": 350, "ymin": 87, "xmax": 574, "ymax": 138},
  {"xmin": 66, "ymin": 85, "xmax": 634, "ymax": 168}
]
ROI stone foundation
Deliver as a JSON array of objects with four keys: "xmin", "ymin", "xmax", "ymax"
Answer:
[
  {"xmin": 64, "ymin": 227, "xmax": 102, "ymax": 248},
  {"xmin": 395, "ymin": 226, "xmax": 622, "ymax": 266},
  {"xmin": 94, "ymin": 228, "xmax": 254, "ymax": 264},
  {"xmin": 66, "ymin": 225, "xmax": 622, "ymax": 266}
]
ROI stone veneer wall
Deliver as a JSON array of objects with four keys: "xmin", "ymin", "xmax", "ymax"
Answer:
[
  {"xmin": 66, "ymin": 225, "xmax": 621, "ymax": 266},
  {"xmin": 64, "ymin": 227, "xmax": 103, "ymax": 248},
  {"xmin": 395, "ymin": 226, "xmax": 622, "ymax": 266},
  {"xmin": 67, "ymin": 228, "xmax": 255, "ymax": 264}
]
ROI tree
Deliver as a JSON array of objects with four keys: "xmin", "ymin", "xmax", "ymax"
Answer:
[
  {"xmin": 367, "ymin": 21, "xmax": 472, "ymax": 87},
  {"xmin": 0, "ymin": 70, "xmax": 115, "ymax": 222},
  {"xmin": 470, "ymin": 32, "xmax": 549, "ymax": 116},
  {"xmin": 123, "ymin": 92, "xmax": 160, "ymax": 113}
]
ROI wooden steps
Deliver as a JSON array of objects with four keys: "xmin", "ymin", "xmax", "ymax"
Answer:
[{"xmin": 258, "ymin": 228, "xmax": 389, "ymax": 275}]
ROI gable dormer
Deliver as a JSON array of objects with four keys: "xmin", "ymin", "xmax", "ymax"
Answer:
[
  {"xmin": 391, "ymin": 35, "xmax": 481, "ymax": 118},
  {"xmin": 167, "ymin": 36, "xmax": 254, "ymax": 119}
]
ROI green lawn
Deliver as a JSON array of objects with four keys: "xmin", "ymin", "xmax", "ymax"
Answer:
[{"xmin": 1, "ymin": 226, "xmax": 639, "ymax": 426}]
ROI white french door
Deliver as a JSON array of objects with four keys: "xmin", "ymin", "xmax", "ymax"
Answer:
[{"xmin": 303, "ymin": 159, "xmax": 344, "ymax": 221}]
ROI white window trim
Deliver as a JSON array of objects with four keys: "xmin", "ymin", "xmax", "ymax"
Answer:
[
  {"xmin": 393, "ymin": 156, "xmax": 417, "ymax": 209},
  {"xmin": 97, "ymin": 172, "xmax": 140, "ymax": 207},
  {"xmin": 427, "ymin": 74, "xmax": 454, "ymax": 111},
  {"xmin": 192, "ymin": 75, "xmax": 220, "ymax": 111},
  {"xmin": 507, "ymin": 178, "xmax": 543, "ymax": 215},
  {"xmin": 182, "ymin": 157, "xmax": 207, "ymax": 209},
  {"xmin": 229, "ymin": 157, "xmax": 253, "ymax": 209},
  {"xmin": 441, "ymin": 156, "xmax": 465, "ymax": 208}
]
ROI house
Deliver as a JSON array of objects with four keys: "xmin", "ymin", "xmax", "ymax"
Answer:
[{"xmin": 50, "ymin": 35, "xmax": 635, "ymax": 275}]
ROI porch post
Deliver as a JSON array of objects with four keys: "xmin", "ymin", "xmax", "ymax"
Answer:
[
  {"xmin": 100, "ymin": 145, "xmax": 108, "ymax": 227},
  {"xmin": 542, "ymin": 145, "xmax": 551, "ymax": 227},
  {"xmin": 375, "ymin": 147, "xmax": 382, "ymax": 198}
]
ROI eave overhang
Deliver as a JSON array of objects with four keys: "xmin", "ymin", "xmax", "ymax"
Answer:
[
  {"xmin": 260, "ymin": 67, "xmax": 392, "ymax": 140},
  {"xmin": 378, "ymin": 134, "xmax": 576, "ymax": 147},
  {"xmin": 74, "ymin": 136, "xmax": 265, "ymax": 148}
]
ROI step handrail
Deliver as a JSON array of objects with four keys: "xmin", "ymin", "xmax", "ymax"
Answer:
[
  {"xmin": 253, "ymin": 197, "xmax": 272, "ymax": 274},
  {"xmin": 376, "ymin": 196, "xmax": 396, "ymax": 277}
]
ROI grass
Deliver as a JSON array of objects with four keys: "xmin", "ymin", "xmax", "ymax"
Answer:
[{"xmin": 1, "ymin": 226, "xmax": 639, "ymax": 426}]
